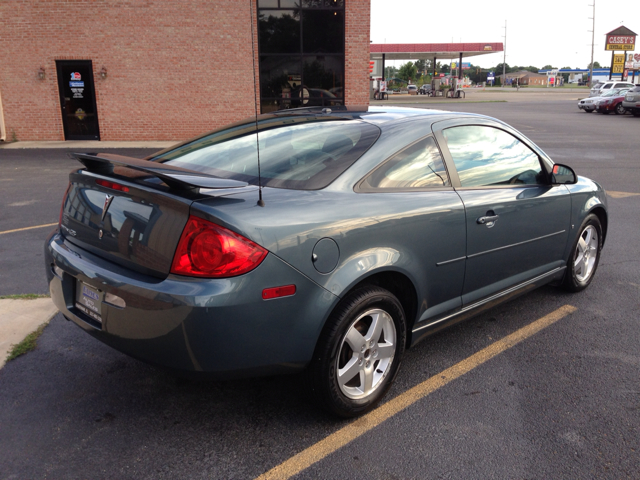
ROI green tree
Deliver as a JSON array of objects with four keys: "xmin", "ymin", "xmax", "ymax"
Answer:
[
  {"xmin": 415, "ymin": 59, "xmax": 427, "ymax": 74},
  {"xmin": 494, "ymin": 62, "xmax": 512, "ymax": 74},
  {"xmin": 587, "ymin": 61, "xmax": 601, "ymax": 69},
  {"xmin": 384, "ymin": 66, "xmax": 398, "ymax": 80},
  {"xmin": 398, "ymin": 62, "xmax": 418, "ymax": 83},
  {"xmin": 542, "ymin": 64, "xmax": 555, "ymax": 70}
]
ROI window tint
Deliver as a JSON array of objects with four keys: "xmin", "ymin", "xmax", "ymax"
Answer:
[
  {"xmin": 153, "ymin": 119, "xmax": 379, "ymax": 190},
  {"xmin": 258, "ymin": 10, "xmax": 300, "ymax": 54},
  {"xmin": 257, "ymin": 1, "xmax": 345, "ymax": 113},
  {"xmin": 443, "ymin": 126, "xmax": 544, "ymax": 188},
  {"xmin": 360, "ymin": 136, "xmax": 449, "ymax": 190}
]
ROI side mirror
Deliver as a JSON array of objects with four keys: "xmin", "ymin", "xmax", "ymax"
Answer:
[{"xmin": 551, "ymin": 163, "xmax": 577, "ymax": 184}]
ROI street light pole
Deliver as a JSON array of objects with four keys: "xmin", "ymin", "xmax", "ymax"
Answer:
[
  {"xmin": 588, "ymin": 0, "xmax": 596, "ymax": 87},
  {"xmin": 502, "ymin": 20, "xmax": 507, "ymax": 87}
]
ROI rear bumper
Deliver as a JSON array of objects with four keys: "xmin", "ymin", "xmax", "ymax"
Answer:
[{"xmin": 45, "ymin": 231, "xmax": 337, "ymax": 378}]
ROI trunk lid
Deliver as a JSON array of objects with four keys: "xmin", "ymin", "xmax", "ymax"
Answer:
[{"xmin": 60, "ymin": 153, "xmax": 251, "ymax": 278}]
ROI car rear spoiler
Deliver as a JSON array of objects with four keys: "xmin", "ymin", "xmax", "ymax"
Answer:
[{"xmin": 71, "ymin": 153, "xmax": 249, "ymax": 191}]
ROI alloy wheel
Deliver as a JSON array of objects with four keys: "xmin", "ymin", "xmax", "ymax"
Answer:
[
  {"xmin": 574, "ymin": 225, "xmax": 599, "ymax": 283},
  {"xmin": 336, "ymin": 308, "xmax": 397, "ymax": 400}
]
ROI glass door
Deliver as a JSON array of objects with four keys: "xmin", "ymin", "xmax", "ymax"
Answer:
[{"xmin": 56, "ymin": 60, "xmax": 100, "ymax": 140}]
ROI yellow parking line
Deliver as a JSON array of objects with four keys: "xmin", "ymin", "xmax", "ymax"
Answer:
[
  {"xmin": 606, "ymin": 191, "xmax": 640, "ymax": 199},
  {"xmin": 0, "ymin": 223, "xmax": 58, "ymax": 236},
  {"xmin": 256, "ymin": 304, "xmax": 577, "ymax": 480}
]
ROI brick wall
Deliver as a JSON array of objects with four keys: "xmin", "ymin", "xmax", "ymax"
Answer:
[
  {"xmin": 344, "ymin": 0, "xmax": 371, "ymax": 107},
  {"xmin": 0, "ymin": 0, "xmax": 370, "ymax": 142}
]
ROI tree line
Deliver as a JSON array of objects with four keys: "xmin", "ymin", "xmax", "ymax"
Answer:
[{"xmin": 384, "ymin": 60, "xmax": 606, "ymax": 86}]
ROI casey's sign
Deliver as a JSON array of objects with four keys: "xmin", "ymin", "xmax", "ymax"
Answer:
[{"xmin": 606, "ymin": 35, "xmax": 635, "ymax": 51}]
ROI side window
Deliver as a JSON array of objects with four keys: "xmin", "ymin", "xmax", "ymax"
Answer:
[
  {"xmin": 360, "ymin": 136, "xmax": 449, "ymax": 190},
  {"xmin": 602, "ymin": 84, "xmax": 611, "ymax": 89},
  {"xmin": 443, "ymin": 125, "xmax": 545, "ymax": 188}
]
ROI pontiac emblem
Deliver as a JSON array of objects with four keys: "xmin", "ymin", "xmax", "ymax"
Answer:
[{"xmin": 101, "ymin": 194, "xmax": 114, "ymax": 222}]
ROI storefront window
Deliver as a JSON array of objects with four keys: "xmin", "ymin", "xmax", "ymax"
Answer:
[{"xmin": 257, "ymin": 0, "xmax": 345, "ymax": 113}]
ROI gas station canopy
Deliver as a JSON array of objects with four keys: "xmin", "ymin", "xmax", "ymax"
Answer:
[{"xmin": 370, "ymin": 42, "xmax": 504, "ymax": 61}]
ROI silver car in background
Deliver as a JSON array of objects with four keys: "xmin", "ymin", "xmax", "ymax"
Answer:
[
  {"xmin": 579, "ymin": 88, "xmax": 629, "ymax": 112},
  {"xmin": 622, "ymin": 86, "xmax": 640, "ymax": 116}
]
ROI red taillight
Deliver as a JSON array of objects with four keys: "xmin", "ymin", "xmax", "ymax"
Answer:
[
  {"xmin": 262, "ymin": 285, "xmax": 296, "ymax": 300},
  {"xmin": 96, "ymin": 179, "xmax": 130, "ymax": 192},
  {"xmin": 58, "ymin": 184, "xmax": 71, "ymax": 226},
  {"xmin": 170, "ymin": 216, "xmax": 268, "ymax": 278}
]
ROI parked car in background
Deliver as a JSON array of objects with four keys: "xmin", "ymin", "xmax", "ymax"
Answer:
[
  {"xmin": 290, "ymin": 86, "xmax": 339, "ymax": 108},
  {"xmin": 45, "ymin": 106, "xmax": 607, "ymax": 417},
  {"xmin": 596, "ymin": 88, "xmax": 631, "ymax": 114},
  {"xmin": 407, "ymin": 85, "xmax": 418, "ymax": 95},
  {"xmin": 579, "ymin": 88, "xmax": 628, "ymax": 113},
  {"xmin": 622, "ymin": 86, "xmax": 640, "ymax": 116},
  {"xmin": 419, "ymin": 84, "xmax": 432, "ymax": 95},
  {"xmin": 589, "ymin": 81, "xmax": 635, "ymax": 97}
]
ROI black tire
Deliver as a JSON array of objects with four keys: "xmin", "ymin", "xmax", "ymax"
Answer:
[
  {"xmin": 307, "ymin": 286, "xmax": 406, "ymax": 418},
  {"xmin": 563, "ymin": 214, "xmax": 603, "ymax": 292},
  {"xmin": 615, "ymin": 103, "xmax": 626, "ymax": 115},
  {"xmin": 585, "ymin": 109, "xmax": 594, "ymax": 113},
  {"xmin": 633, "ymin": 110, "xmax": 640, "ymax": 117}
]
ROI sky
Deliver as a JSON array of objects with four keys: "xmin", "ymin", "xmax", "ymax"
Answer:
[{"xmin": 370, "ymin": 0, "xmax": 640, "ymax": 71}]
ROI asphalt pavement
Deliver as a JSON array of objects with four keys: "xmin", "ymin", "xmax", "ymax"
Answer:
[{"xmin": 0, "ymin": 93, "xmax": 638, "ymax": 479}]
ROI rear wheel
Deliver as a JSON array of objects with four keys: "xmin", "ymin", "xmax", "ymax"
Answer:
[
  {"xmin": 307, "ymin": 286, "xmax": 406, "ymax": 417},
  {"xmin": 563, "ymin": 214, "xmax": 602, "ymax": 292},
  {"xmin": 615, "ymin": 103, "xmax": 626, "ymax": 115}
]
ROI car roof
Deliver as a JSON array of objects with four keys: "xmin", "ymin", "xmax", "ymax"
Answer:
[{"xmin": 263, "ymin": 105, "xmax": 485, "ymax": 128}]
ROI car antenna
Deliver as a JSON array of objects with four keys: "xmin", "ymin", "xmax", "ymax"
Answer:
[{"xmin": 249, "ymin": 0, "xmax": 265, "ymax": 207}]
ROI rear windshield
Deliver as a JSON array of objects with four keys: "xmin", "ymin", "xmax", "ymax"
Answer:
[{"xmin": 152, "ymin": 117, "xmax": 380, "ymax": 190}]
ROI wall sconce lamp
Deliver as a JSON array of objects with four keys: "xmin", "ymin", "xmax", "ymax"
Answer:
[
  {"xmin": 100, "ymin": 67, "xmax": 108, "ymax": 79},
  {"xmin": 38, "ymin": 67, "xmax": 46, "ymax": 80}
]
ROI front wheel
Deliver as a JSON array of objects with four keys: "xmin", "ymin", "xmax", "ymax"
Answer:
[
  {"xmin": 563, "ymin": 214, "xmax": 602, "ymax": 292},
  {"xmin": 615, "ymin": 103, "xmax": 626, "ymax": 115},
  {"xmin": 307, "ymin": 286, "xmax": 406, "ymax": 417}
]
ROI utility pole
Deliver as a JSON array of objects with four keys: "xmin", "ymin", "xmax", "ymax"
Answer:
[
  {"xmin": 588, "ymin": 0, "xmax": 596, "ymax": 87},
  {"xmin": 502, "ymin": 20, "xmax": 507, "ymax": 87}
]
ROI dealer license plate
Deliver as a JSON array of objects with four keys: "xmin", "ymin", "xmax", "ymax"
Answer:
[{"xmin": 75, "ymin": 281, "xmax": 103, "ymax": 324}]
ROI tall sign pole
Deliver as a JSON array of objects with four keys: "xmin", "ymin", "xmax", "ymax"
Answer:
[
  {"xmin": 502, "ymin": 20, "xmax": 507, "ymax": 86},
  {"xmin": 588, "ymin": 1, "xmax": 595, "ymax": 87}
]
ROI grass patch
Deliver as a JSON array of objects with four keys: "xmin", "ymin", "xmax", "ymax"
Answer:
[
  {"xmin": 0, "ymin": 293, "xmax": 50, "ymax": 300},
  {"xmin": 6, "ymin": 323, "xmax": 48, "ymax": 362}
]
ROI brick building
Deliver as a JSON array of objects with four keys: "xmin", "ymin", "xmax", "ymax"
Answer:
[{"xmin": 0, "ymin": 0, "xmax": 370, "ymax": 142}]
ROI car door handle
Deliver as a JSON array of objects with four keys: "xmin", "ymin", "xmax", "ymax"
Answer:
[{"xmin": 477, "ymin": 215, "xmax": 499, "ymax": 225}]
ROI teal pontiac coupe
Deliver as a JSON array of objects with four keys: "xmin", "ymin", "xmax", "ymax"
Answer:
[{"xmin": 45, "ymin": 106, "xmax": 607, "ymax": 417}]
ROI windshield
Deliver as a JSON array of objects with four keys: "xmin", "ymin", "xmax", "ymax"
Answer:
[
  {"xmin": 152, "ymin": 117, "xmax": 380, "ymax": 190},
  {"xmin": 602, "ymin": 88, "xmax": 627, "ymax": 97}
]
